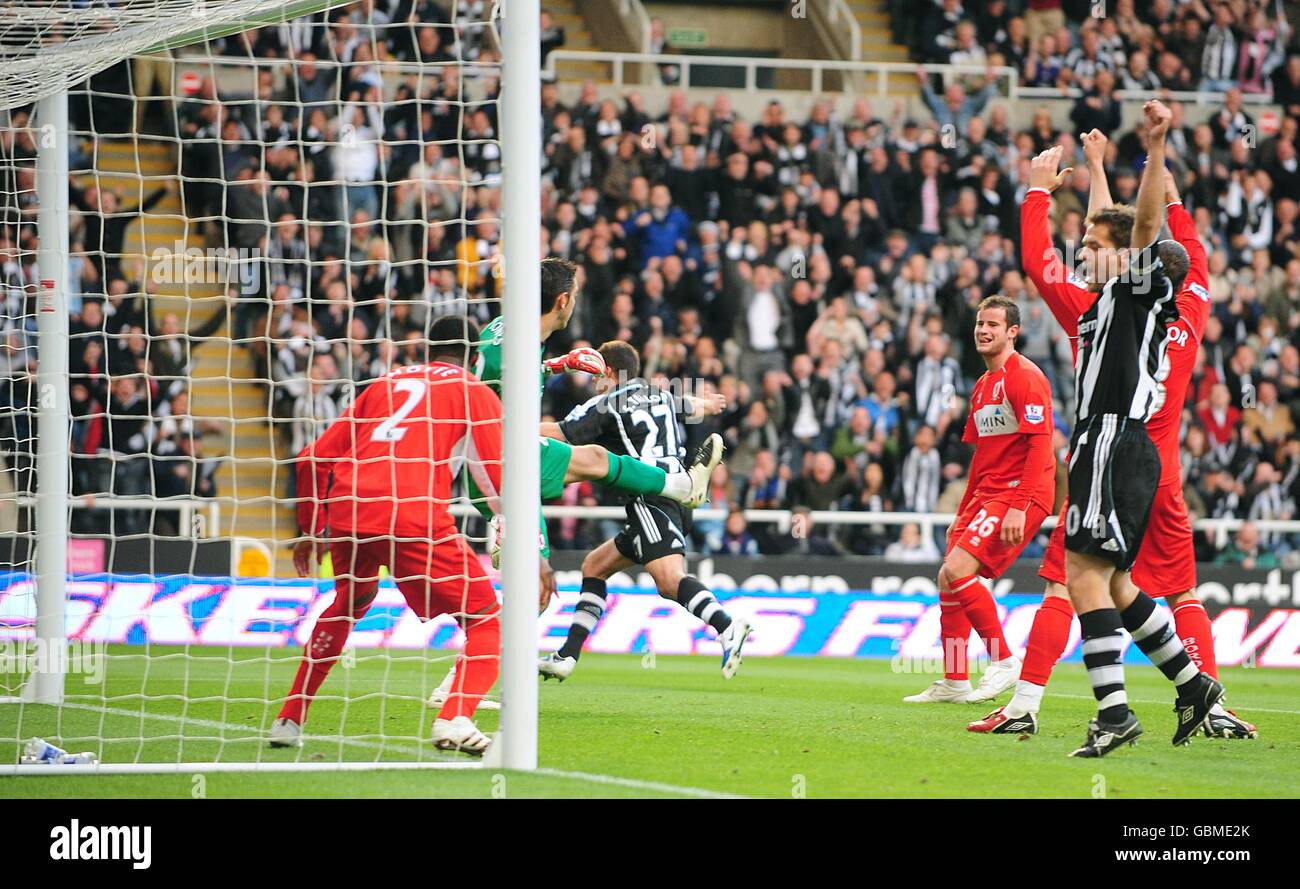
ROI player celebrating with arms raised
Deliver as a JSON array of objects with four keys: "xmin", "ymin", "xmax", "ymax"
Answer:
[
  {"xmin": 903, "ymin": 296, "xmax": 1055, "ymax": 704},
  {"xmin": 271, "ymin": 316, "xmax": 517, "ymax": 756},
  {"xmin": 977, "ymin": 127, "xmax": 1254, "ymax": 739},
  {"xmin": 1054, "ymin": 101, "xmax": 1220, "ymax": 757}
]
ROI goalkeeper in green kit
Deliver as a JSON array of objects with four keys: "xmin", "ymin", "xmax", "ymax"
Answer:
[{"xmin": 428, "ymin": 257, "xmax": 724, "ymax": 708}]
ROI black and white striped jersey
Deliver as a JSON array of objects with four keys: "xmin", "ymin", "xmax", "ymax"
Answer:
[
  {"xmin": 558, "ymin": 378, "xmax": 687, "ymax": 474},
  {"xmin": 1073, "ymin": 243, "xmax": 1180, "ymax": 424}
]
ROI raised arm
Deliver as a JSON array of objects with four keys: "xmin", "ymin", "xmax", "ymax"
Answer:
[
  {"xmin": 1080, "ymin": 128, "xmax": 1113, "ymax": 215},
  {"xmin": 682, "ymin": 391, "xmax": 727, "ymax": 420},
  {"xmin": 1133, "ymin": 101, "xmax": 1171, "ymax": 249},
  {"xmin": 1164, "ymin": 169, "xmax": 1208, "ymax": 290},
  {"xmin": 1021, "ymin": 147, "xmax": 1094, "ymax": 337}
]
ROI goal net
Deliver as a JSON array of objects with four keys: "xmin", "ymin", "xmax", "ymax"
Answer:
[{"xmin": 0, "ymin": 0, "xmax": 541, "ymax": 772}]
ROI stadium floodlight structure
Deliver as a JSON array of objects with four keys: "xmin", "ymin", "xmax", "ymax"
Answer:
[{"xmin": 0, "ymin": 0, "xmax": 540, "ymax": 773}]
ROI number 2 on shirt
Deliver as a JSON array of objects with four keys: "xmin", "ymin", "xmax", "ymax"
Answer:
[{"xmin": 372, "ymin": 379, "xmax": 427, "ymax": 442}]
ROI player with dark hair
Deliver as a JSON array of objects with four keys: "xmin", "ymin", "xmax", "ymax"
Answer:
[
  {"xmin": 976, "ymin": 127, "xmax": 1255, "ymax": 740},
  {"xmin": 272, "ymin": 315, "xmax": 515, "ymax": 756},
  {"xmin": 903, "ymin": 295, "xmax": 1056, "ymax": 705},
  {"xmin": 471, "ymin": 257, "xmax": 721, "ymax": 570},
  {"xmin": 537, "ymin": 340, "xmax": 753, "ymax": 680},
  {"xmin": 427, "ymin": 258, "xmax": 724, "ymax": 709}
]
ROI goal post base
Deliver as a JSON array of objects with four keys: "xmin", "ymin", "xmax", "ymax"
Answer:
[{"xmin": 0, "ymin": 679, "xmax": 64, "ymax": 707}]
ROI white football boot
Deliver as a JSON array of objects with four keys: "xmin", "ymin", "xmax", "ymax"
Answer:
[
  {"xmin": 903, "ymin": 679, "xmax": 973, "ymax": 703},
  {"xmin": 426, "ymin": 665, "xmax": 501, "ymax": 710},
  {"xmin": 966, "ymin": 656, "xmax": 1022, "ymax": 704},
  {"xmin": 719, "ymin": 618, "xmax": 753, "ymax": 679},
  {"xmin": 681, "ymin": 433, "xmax": 725, "ymax": 509},
  {"xmin": 538, "ymin": 652, "xmax": 577, "ymax": 681},
  {"xmin": 433, "ymin": 716, "xmax": 492, "ymax": 756},
  {"xmin": 268, "ymin": 717, "xmax": 303, "ymax": 748}
]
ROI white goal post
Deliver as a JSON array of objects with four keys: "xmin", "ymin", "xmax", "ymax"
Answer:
[{"xmin": 0, "ymin": 0, "xmax": 540, "ymax": 773}]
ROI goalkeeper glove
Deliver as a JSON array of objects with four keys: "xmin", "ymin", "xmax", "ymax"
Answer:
[
  {"xmin": 543, "ymin": 347, "xmax": 606, "ymax": 377},
  {"xmin": 489, "ymin": 514, "xmax": 504, "ymax": 570}
]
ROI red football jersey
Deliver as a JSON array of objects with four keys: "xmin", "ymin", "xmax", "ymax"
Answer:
[
  {"xmin": 296, "ymin": 362, "xmax": 503, "ymax": 539},
  {"xmin": 961, "ymin": 351, "xmax": 1056, "ymax": 513},
  {"xmin": 1020, "ymin": 187, "xmax": 1095, "ymax": 351},
  {"xmin": 1023, "ymin": 190, "xmax": 1210, "ymax": 487},
  {"xmin": 1147, "ymin": 200, "xmax": 1210, "ymax": 486}
]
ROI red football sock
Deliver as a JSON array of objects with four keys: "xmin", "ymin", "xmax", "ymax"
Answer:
[
  {"xmin": 951, "ymin": 574, "xmax": 1011, "ymax": 663},
  {"xmin": 438, "ymin": 610, "xmax": 501, "ymax": 721},
  {"xmin": 1174, "ymin": 599, "xmax": 1217, "ymax": 679},
  {"xmin": 1020, "ymin": 595, "xmax": 1074, "ymax": 687},
  {"xmin": 278, "ymin": 600, "xmax": 370, "ymax": 725},
  {"xmin": 939, "ymin": 590, "xmax": 972, "ymax": 681}
]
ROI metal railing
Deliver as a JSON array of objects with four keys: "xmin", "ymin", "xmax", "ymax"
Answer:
[
  {"xmin": 10, "ymin": 495, "xmax": 220, "ymax": 539},
  {"xmin": 544, "ymin": 50, "xmax": 1018, "ymax": 95},
  {"xmin": 543, "ymin": 49, "xmax": 1283, "ymax": 109},
  {"xmin": 1018, "ymin": 85, "xmax": 1278, "ymax": 106},
  {"xmin": 8, "ymin": 495, "xmax": 278, "ymax": 577},
  {"xmin": 452, "ymin": 504, "xmax": 1300, "ymax": 553}
]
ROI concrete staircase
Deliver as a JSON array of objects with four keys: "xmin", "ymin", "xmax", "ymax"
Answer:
[
  {"xmin": 89, "ymin": 138, "xmax": 292, "ymax": 571},
  {"xmin": 545, "ymin": 0, "xmax": 610, "ymax": 83},
  {"xmin": 848, "ymin": 0, "xmax": 917, "ymax": 92}
]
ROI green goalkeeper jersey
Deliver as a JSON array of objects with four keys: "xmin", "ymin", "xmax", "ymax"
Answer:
[
  {"xmin": 468, "ymin": 316, "xmax": 556, "ymax": 557},
  {"xmin": 474, "ymin": 316, "xmax": 543, "ymax": 398}
]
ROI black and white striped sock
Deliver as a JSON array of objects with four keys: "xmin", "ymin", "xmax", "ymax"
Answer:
[
  {"xmin": 1121, "ymin": 591, "xmax": 1200, "ymax": 695},
  {"xmin": 677, "ymin": 576, "xmax": 732, "ymax": 634},
  {"xmin": 557, "ymin": 577, "xmax": 607, "ymax": 660},
  {"xmin": 1079, "ymin": 608, "xmax": 1129, "ymax": 724}
]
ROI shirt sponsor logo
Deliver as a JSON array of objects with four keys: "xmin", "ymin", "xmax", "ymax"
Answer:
[{"xmin": 974, "ymin": 402, "xmax": 1018, "ymax": 436}]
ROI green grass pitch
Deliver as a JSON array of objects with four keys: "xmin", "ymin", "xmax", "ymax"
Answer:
[{"xmin": 2, "ymin": 646, "xmax": 1298, "ymax": 798}]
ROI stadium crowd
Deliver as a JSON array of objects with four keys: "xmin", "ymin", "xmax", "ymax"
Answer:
[{"xmin": 1, "ymin": 0, "xmax": 1298, "ymax": 564}]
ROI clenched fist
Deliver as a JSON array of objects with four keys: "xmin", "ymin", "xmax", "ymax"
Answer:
[
  {"xmin": 1081, "ymin": 128, "xmax": 1108, "ymax": 167},
  {"xmin": 1144, "ymin": 100, "xmax": 1172, "ymax": 140}
]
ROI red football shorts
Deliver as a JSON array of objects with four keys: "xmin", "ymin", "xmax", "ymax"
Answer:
[
  {"xmin": 1039, "ymin": 502, "xmax": 1068, "ymax": 586},
  {"xmin": 1037, "ymin": 484, "xmax": 1195, "ymax": 597},
  {"xmin": 1130, "ymin": 481, "xmax": 1198, "ymax": 597},
  {"xmin": 948, "ymin": 498, "xmax": 1049, "ymax": 579},
  {"xmin": 328, "ymin": 534, "xmax": 497, "ymax": 620}
]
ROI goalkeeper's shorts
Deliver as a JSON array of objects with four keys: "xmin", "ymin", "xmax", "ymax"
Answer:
[
  {"xmin": 539, "ymin": 436, "xmax": 572, "ymax": 500},
  {"xmin": 463, "ymin": 436, "xmax": 570, "ymax": 509}
]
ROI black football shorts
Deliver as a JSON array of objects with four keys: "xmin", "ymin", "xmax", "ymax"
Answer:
[{"xmin": 1065, "ymin": 414, "xmax": 1162, "ymax": 570}]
